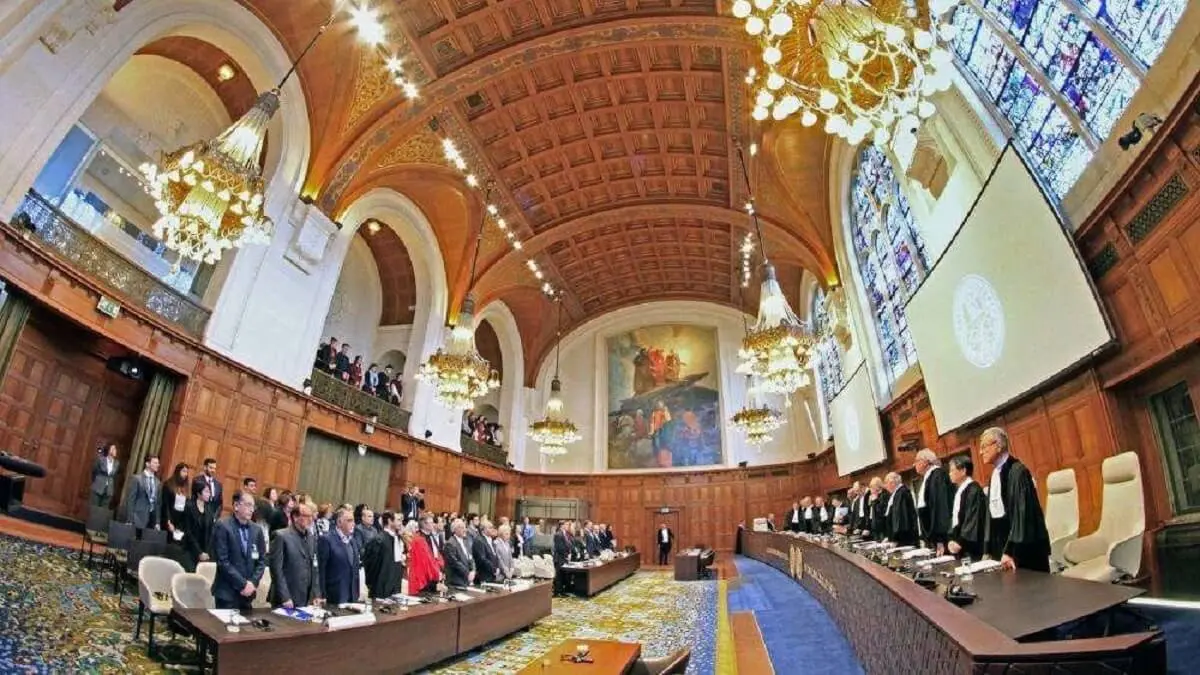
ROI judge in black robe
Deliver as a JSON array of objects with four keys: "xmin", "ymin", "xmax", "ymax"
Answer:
[
  {"xmin": 845, "ymin": 484, "xmax": 866, "ymax": 534},
  {"xmin": 784, "ymin": 502, "xmax": 804, "ymax": 533},
  {"xmin": 884, "ymin": 473, "xmax": 919, "ymax": 546},
  {"xmin": 915, "ymin": 450, "xmax": 955, "ymax": 552},
  {"xmin": 946, "ymin": 456, "xmax": 987, "ymax": 561},
  {"xmin": 812, "ymin": 498, "xmax": 832, "ymax": 534},
  {"xmin": 979, "ymin": 427, "xmax": 1051, "ymax": 572},
  {"xmin": 867, "ymin": 484, "xmax": 889, "ymax": 540},
  {"xmin": 362, "ymin": 512, "xmax": 405, "ymax": 599}
]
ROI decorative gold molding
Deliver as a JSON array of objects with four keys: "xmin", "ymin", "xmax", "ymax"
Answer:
[{"xmin": 377, "ymin": 128, "xmax": 443, "ymax": 168}]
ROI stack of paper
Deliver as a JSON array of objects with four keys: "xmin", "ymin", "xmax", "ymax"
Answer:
[
  {"xmin": 207, "ymin": 609, "xmax": 250, "ymax": 625},
  {"xmin": 902, "ymin": 548, "xmax": 934, "ymax": 560},
  {"xmin": 954, "ymin": 559, "xmax": 1003, "ymax": 575}
]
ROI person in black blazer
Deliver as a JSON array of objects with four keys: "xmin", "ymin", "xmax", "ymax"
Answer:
[
  {"xmin": 194, "ymin": 457, "xmax": 223, "ymax": 511},
  {"xmin": 400, "ymin": 486, "xmax": 424, "ymax": 523},
  {"xmin": 471, "ymin": 523, "xmax": 500, "ymax": 585},
  {"xmin": 914, "ymin": 449, "xmax": 955, "ymax": 554},
  {"xmin": 946, "ymin": 456, "xmax": 987, "ymax": 560},
  {"xmin": 363, "ymin": 512, "xmax": 405, "ymax": 598},
  {"xmin": 318, "ymin": 507, "xmax": 361, "ymax": 604},
  {"xmin": 182, "ymin": 481, "xmax": 216, "ymax": 572},
  {"xmin": 656, "ymin": 523, "xmax": 674, "ymax": 565},
  {"xmin": 211, "ymin": 491, "xmax": 267, "ymax": 611},
  {"xmin": 885, "ymin": 473, "xmax": 919, "ymax": 546},
  {"xmin": 812, "ymin": 497, "xmax": 832, "ymax": 534},
  {"xmin": 784, "ymin": 501, "xmax": 803, "ymax": 533},
  {"xmin": 90, "ymin": 443, "xmax": 120, "ymax": 508},
  {"xmin": 443, "ymin": 518, "xmax": 476, "ymax": 588},
  {"xmin": 269, "ymin": 503, "xmax": 321, "ymax": 608},
  {"xmin": 865, "ymin": 479, "xmax": 888, "ymax": 540}
]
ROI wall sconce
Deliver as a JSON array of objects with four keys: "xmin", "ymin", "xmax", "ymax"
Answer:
[
  {"xmin": 364, "ymin": 415, "xmax": 377, "ymax": 435},
  {"xmin": 357, "ymin": 443, "xmax": 367, "ymax": 457}
]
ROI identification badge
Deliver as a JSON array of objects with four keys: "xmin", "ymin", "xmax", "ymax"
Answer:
[
  {"xmin": 313, "ymin": 554, "xmax": 319, "ymax": 569},
  {"xmin": 251, "ymin": 546, "xmax": 259, "ymax": 561}
]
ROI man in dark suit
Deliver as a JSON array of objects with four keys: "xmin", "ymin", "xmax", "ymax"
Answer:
[
  {"xmin": 400, "ymin": 486, "xmax": 424, "ymax": 524},
  {"xmin": 443, "ymin": 518, "xmax": 476, "ymax": 588},
  {"xmin": 363, "ymin": 511, "xmax": 405, "ymax": 598},
  {"xmin": 980, "ymin": 427, "xmax": 1051, "ymax": 572},
  {"xmin": 195, "ymin": 457, "xmax": 223, "ymax": 511},
  {"xmin": 885, "ymin": 473, "xmax": 919, "ymax": 546},
  {"xmin": 914, "ymin": 449, "xmax": 955, "ymax": 554},
  {"xmin": 126, "ymin": 455, "xmax": 161, "ymax": 530},
  {"xmin": 91, "ymin": 443, "xmax": 120, "ymax": 508},
  {"xmin": 470, "ymin": 522, "xmax": 500, "ymax": 585},
  {"xmin": 268, "ymin": 502, "xmax": 321, "ymax": 608},
  {"xmin": 334, "ymin": 343, "xmax": 352, "ymax": 380},
  {"xmin": 318, "ymin": 507, "xmax": 361, "ymax": 604},
  {"xmin": 784, "ymin": 501, "xmax": 803, "ymax": 533},
  {"xmin": 947, "ymin": 456, "xmax": 987, "ymax": 560},
  {"xmin": 552, "ymin": 521, "xmax": 572, "ymax": 595},
  {"xmin": 583, "ymin": 521, "xmax": 602, "ymax": 557},
  {"xmin": 212, "ymin": 491, "xmax": 267, "ymax": 611},
  {"xmin": 315, "ymin": 337, "xmax": 337, "ymax": 372},
  {"xmin": 656, "ymin": 523, "xmax": 674, "ymax": 565}
]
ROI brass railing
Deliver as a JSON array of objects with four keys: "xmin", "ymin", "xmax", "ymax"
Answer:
[
  {"xmin": 461, "ymin": 435, "xmax": 508, "ymax": 466},
  {"xmin": 309, "ymin": 369, "xmax": 411, "ymax": 431},
  {"xmin": 10, "ymin": 190, "xmax": 210, "ymax": 336}
]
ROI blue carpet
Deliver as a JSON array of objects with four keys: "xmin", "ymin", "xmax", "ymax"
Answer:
[
  {"xmin": 1138, "ymin": 605, "xmax": 1200, "ymax": 674},
  {"xmin": 729, "ymin": 557, "xmax": 863, "ymax": 675}
]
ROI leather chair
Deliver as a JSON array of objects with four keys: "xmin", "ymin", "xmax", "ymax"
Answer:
[
  {"xmin": 628, "ymin": 648, "xmax": 691, "ymax": 675},
  {"xmin": 1061, "ymin": 452, "xmax": 1145, "ymax": 582},
  {"xmin": 1043, "ymin": 467, "xmax": 1079, "ymax": 569}
]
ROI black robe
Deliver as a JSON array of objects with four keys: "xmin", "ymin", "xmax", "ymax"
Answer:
[
  {"xmin": 987, "ymin": 456, "xmax": 1051, "ymax": 571},
  {"xmin": 917, "ymin": 467, "xmax": 955, "ymax": 547},
  {"xmin": 847, "ymin": 495, "xmax": 866, "ymax": 534},
  {"xmin": 812, "ymin": 506, "xmax": 832, "ymax": 534},
  {"xmin": 362, "ymin": 530, "xmax": 404, "ymax": 599},
  {"xmin": 868, "ymin": 494, "xmax": 889, "ymax": 540},
  {"xmin": 949, "ymin": 480, "xmax": 987, "ymax": 561},
  {"xmin": 784, "ymin": 508, "xmax": 804, "ymax": 533},
  {"xmin": 887, "ymin": 485, "xmax": 919, "ymax": 547}
]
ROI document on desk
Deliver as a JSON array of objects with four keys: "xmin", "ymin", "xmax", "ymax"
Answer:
[
  {"xmin": 922, "ymin": 555, "xmax": 957, "ymax": 566},
  {"xmin": 207, "ymin": 609, "xmax": 250, "ymax": 624},
  {"xmin": 954, "ymin": 559, "xmax": 1003, "ymax": 575},
  {"xmin": 902, "ymin": 548, "xmax": 935, "ymax": 560},
  {"xmin": 272, "ymin": 607, "xmax": 314, "ymax": 622}
]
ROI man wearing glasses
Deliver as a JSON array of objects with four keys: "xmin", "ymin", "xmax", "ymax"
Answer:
[
  {"xmin": 268, "ymin": 502, "xmax": 323, "ymax": 609},
  {"xmin": 212, "ymin": 491, "xmax": 267, "ymax": 610},
  {"xmin": 979, "ymin": 427, "xmax": 1051, "ymax": 572}
]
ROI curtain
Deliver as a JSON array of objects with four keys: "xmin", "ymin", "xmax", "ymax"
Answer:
[
  {"xmin": 297, "ymin": 430, "xmax": 391, "ymax": 510},
  {"xmin": 0, "ymin": 288, "xmax": 32, "ymax": 385},
  {"xmin": 477, "ymin": 480, "xmax": 498, "ymax": 521},
  {"xmin": 119, "ymin": 370, "xmax": 176, "ymax": 520},
  {"xmin": 297, "ymin": 431, "xmax": 350, "ymax": 507}
]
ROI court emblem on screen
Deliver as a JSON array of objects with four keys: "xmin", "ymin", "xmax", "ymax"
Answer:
[
  {"xmin": 952, "ymin": 274, "xmax": 1005, "ymax": 369},
  {"xmin": 841, "ymin": 406, "xmax": 861, "ymax": 451}
]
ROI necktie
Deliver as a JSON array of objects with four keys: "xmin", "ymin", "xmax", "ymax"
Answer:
[{"xmin": 238, "ymin": 526, "xmax": 249, "ymax": 556}]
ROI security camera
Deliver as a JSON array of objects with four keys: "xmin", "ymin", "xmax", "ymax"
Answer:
[{"xmin": 1118, "ymin": 113, "xmax": 1164, "ymax": 151}]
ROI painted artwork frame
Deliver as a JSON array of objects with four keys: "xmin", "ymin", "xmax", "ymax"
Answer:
[{"xmin": 604, "ymin": 324, "xmax": 724, "ymax": 470}]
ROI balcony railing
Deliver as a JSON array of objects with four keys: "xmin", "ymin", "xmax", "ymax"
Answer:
[
  {"xmin": 461, "ymin": 435, "xmax": 508, "ymax": 466},
  {"xmin": 10, "ymin": 190, "xmax": 210, "ymax": 337},
  {"xmin": 310, "ymin": 369, "xmax": 412, "ymax": 432}
]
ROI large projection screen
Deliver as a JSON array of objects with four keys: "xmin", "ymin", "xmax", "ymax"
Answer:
[
  {"xmin": 906, "ymin": 146, "xmax": 1113, "ymax": 435},
  {"xmin": 831, "ymin": 364, "xmax": 888, "ymax": 476}
]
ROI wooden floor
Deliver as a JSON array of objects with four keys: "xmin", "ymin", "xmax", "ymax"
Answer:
[{"xmin": 0, "ymin": 513, "xmax": 82, "ymax": 550}]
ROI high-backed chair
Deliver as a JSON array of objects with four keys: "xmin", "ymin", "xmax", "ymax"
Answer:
[
  {"xmin": 195, "ymin": 561, "xmax": 217, "ymax": 586},
  {"xmin": 628, "ymin": 648, "xmax": 691, "ymax": 675},
  {"xmin": 1061, "ymin": 452, "xmax": 1145, "ymax": 582},
  {"xmin": 171, "ymin": 573, "xmax": 214, "ymax": 610},
  {"xmin": 81, "ymin": 506, "xmax": 111, "ymax": 567},
  {"xmin": 1044, "ymin": 467, "xmax": 1080, "ymax": 568},
  {"xmin": 253, "ymin": 568, "xmax": 272, "ymax": 609},
  {"xmin": 136, "ymin": 556, "xmax": 184, "ymax": 657}
]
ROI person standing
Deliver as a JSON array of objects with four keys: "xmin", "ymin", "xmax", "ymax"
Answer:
[
  {"xmin": 362, "ymin": 511, "xmax": 405, "ymax": 599},
  {"xmin": 884, "ymin": 473, "xmax": 919, "ymax": 547},
  {"xmin": 947, "ymin": 456, "xmax": 987, "ymax": 560},
  {"xmin": 90, "ymin": 443, "xmax": 120, "ymax": 508},
  {"xmin": 443, "ymin": 518, "xmax": 476, "ymax": 588},
  {"xmin": 268, "ymin": 502, "xmax": 321, "ymax": 609},
  {"xmin": 195, "ymin": 457, "xmax": 223, "ymax": 510},
  {"xmin": 657, "ymin": 522, "xmax": 674, "ymax": 565},
  {"xmin": 318, "ymin": 507, "xmax": 361, "ymax": 604},
  {"xmin": 407, "ymin": 514, "xmax": 444, "ymax": 594},
  {"xmin": 979, "ymin": 427, "xmax": 1051, "ymax": 572},
  {"xmin": 914, "ymin": 449, "xmax": 954, "ymax": 555},
  {"xmin": 182, "ymin": 481, "xmax": 215, "ymax": 572},
  {"xmin": 126, "ymin": 455, "xmax": 161, "ymax": 531},
  {"xmin": 211, "ymin": 491, "xmax": 266, "ymax": 611}
]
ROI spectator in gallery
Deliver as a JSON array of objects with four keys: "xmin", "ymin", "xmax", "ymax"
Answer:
[
  {"xmin": 349, "ymin": 355, "xmax": 364, "ymax": 389},
  {"xmin": 363, "ymin": 363, "xmax": 380, "ymax": 394},
  {"xmin": 377, "ymin": 364, "xmax": 394, "ymax": 400},
  {"xmin": 335, "ymin": 343, "xmax": 352, "ymax": 380},
  {"xmin": 386, "ymin": 374, "xmax": 402, "ymax": 406},
  {"xmin": 315, "ymin": 336, "xmax": 338, "ymax": 372}
]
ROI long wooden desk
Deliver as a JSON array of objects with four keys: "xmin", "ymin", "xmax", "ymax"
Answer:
[
  {"xmin": 742, "ymin": 531, "xmax": 1165, "ymax": 674},
  {"xmin": 173, "ymin": 582, "xmax": 553, "ymax": 674},
  {"xmin": 516, "ymin": 639, "xmax": 641, "ymax": 674},
  {"xmin": 561, "ymin": 552, "xmax": 641, "ymax": 597}
]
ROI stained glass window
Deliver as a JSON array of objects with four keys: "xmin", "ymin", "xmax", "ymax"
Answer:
[
  {"xmin": 949, "ymin": 1, "xmax": 1179, "ymax": 200},
  {"xmin": 812, "ymin": 289, "xmax": 843, "ymax": 437},
  {"xmin": 849, "ymin": 146, "xmax": 928, "ymax": 384}
]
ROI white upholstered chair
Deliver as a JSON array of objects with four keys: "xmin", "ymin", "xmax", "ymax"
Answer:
[
  {"xmin": 135, "ymin": 556, "xmax": 185, "ymax": 657},
  {"xmin": 1044, "ymin": 467, "xmax": 1080, "ymax": 568},
  {"xmin": 195, "ymin": 561, "xmax": 217, "ymax": 586},
  {"xmin": 1061, "ymin": 452, "xmax": 1145, "ymax": 582},
  {"xmin": 171, "ymin": 572, "xmax": 215, "ymax": 610},
  {"xmin": 252, "ymin": 568, "xmax": 272, "ymax": 609}
]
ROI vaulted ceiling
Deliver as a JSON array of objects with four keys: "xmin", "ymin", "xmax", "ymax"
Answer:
[{"xmin": 204, "ymin": 1, "xmax": 840, "ymax": 381}]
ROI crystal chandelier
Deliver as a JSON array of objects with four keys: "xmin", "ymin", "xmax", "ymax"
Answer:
[
  {"xmin": 529, "ymin": 300, "xmax": 581, "ymax": 457},
  {"xmin": 417, "ymin": 187, "xmax": 499, "ymax": 410},
  {"xmin": 736, "ymin": 145, "xmax": 815, "ymax": 395},
  {"xmin": 140, "ymin": 4, "xmax": 416, "ymax": 266},
  {"xmin": 730, "ymin": 387, "xmax": 785, "ymax": 446},
  {"xmin": 734, "ymin": 0, "xmax": 958, "ymax": 159}
]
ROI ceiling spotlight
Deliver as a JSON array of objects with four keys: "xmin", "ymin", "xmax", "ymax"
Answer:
[
  {"xmin": 216, "ymin": 64, "xmax": 236, "ymax": 82},
  {"xmin": 366, "ymin": 220, "xmax": 381, "ymax": 235},
  {"xmin": 350, "ymin": 5, "xmax": 387, "ymax": 46}
]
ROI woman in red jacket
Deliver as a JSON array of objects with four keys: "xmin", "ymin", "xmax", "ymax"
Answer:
[{"xmin": 407, "ymin": 515, "xmax": 444, "ymax": 594}]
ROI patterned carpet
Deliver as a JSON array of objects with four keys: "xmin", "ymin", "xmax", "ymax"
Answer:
[{"xmin": 0, "ymin": 534, "xmax": 725, "ymax": 674}]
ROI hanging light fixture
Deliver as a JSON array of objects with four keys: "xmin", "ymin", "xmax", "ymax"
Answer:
[
  {"xmin": 416, "ymin": 187, "xmax": 500, "ymax": 410},
  {"xmin": 730, "ymin": 284, "xmax": 785, "ymax": 446},
  {"xmin": 736, "ymin": 144, "xmax": 814, "ymax": 395},
  {"xmin": 528, "ymin": 299, "xmax": 581, "ymax": 458},
  {"xmin": 734, "ymin": 0, "xmax": 958, "ymax": 165},
  {"xmin": 141, "ymin": 3, "xmax": 417, "ymax": 266}
]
